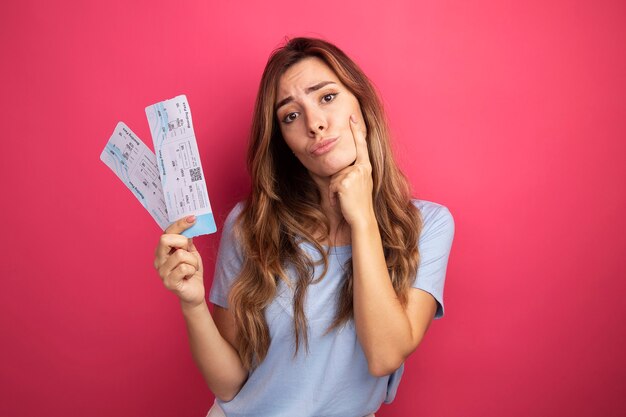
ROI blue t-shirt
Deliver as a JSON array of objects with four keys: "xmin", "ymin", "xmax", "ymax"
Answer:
[{"xmin": 209, "ymin": 199, "xmax": 454, "ymax": 417}]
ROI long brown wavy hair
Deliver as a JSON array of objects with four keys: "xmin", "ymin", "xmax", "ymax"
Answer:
[{"xmin": 228, "ymin": 37, "xmax": 422, "ymax": 370}]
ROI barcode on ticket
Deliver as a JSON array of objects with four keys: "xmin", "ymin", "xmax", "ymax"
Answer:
[{"xmin": 190, "ymin": 167, "xmax": 202, "ymax": 182}]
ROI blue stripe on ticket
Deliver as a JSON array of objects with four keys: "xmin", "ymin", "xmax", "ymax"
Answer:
[{"xmin": 181, "ymin": 213, "xmax": 217, "ymax": 238}]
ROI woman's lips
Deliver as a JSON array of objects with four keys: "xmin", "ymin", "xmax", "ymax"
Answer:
[{"xmin": 310, "ymin": 137, "xmax": 339, "ymax": 156}]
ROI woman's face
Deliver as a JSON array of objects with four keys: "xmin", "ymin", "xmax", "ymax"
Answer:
[{"xmin": 275, "ymin": 57, "xmax": 365, "ymax": 180}]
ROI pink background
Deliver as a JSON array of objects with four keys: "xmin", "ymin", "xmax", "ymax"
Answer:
[{"xmin": 1, "ymin": 0, "xmax": 625, "ymax": 416}]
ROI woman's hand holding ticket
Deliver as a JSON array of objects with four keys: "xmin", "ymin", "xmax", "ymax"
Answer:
[{"xmin": 154, "ymin": 215, "xmax": 205, "ymax": 308}]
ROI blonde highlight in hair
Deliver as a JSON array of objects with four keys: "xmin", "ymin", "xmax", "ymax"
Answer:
[{"xmin": 228, "ymin": 37, "xmax": 422, "ymax": 370}]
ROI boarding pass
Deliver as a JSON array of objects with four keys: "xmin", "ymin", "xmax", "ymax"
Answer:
[{"xmin": 101, "ymin": 95, "xmax": 217, "ymax": 238}]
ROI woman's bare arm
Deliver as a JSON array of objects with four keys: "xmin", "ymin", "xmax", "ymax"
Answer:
[
  {"xmin": 351, "ymin": 221, "xmax": 437, "ymax": 377},
  {"xmin": 154, "ymin": 216, "xmax": 248, "ymax": 402},
  {"xmin": 329, "ymin": 116, "xmax": 436, "ymax": 376},
  {"xmin": 181, "ymin": 301, "xmax": 248, "ymax": 402}
]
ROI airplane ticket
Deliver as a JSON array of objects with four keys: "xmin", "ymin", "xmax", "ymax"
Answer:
[
  {"xmin": 100, "ymin": 121, "xmax": 170, "ymax": 230},
  {"xmin": 145, "ymin": 94, "xmax": 217, "ymax": 237}
]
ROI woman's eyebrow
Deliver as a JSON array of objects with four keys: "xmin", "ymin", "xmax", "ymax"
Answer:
[{"xmin": 275, "ymin": 81, "xmax": 337, "ymax": 111}]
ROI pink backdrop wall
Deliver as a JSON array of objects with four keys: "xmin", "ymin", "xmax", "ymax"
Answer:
[{"xmin": 1, "ymin": 0, "xmax": 625, "ymax": 416}]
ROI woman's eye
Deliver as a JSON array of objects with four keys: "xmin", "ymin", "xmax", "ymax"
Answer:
[
  {"xmin": 321, "ymin": 93, "xmax": 338, "ymax": 103},
  {"xmin": 283, "ymin": 112, "xmax": 299, "ymax": 124}
]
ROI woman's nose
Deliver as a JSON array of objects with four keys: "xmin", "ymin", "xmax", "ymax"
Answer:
[{"xmin": 306, "ymin": 108, "xmax": 327, "ymax": 137}]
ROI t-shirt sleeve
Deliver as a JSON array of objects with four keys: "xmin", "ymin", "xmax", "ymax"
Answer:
[
  {"xmin": 412, "ymin": 202, "xmax": 455, "ymax": 319},
  {"xmin": 208, "ymin": 203, "xmax": 245, "ymax": 309}
]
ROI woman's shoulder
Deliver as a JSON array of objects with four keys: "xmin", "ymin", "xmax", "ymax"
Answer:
[
  {"xmin": 215, "ymin": 202, "xmax": 247, "ymax": 262},
  {"xmin": 216, "ymin": 201, "xmax": 246, "ymax": 242},
  {"xmin": 411, "ymin": 198, "xmax": 452, "ymax": 215},
  {"xmin": 225, "ymin": 201, "xmax": 246, "ymax": 224},
  {"xmin": 411, "ymin": 198, "xmax": 455, "ymax": 233}
]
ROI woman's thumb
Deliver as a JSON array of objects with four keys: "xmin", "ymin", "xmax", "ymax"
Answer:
[{"xmin": 164, "ymin": 215, "xmax": 196, "ymax": 235}]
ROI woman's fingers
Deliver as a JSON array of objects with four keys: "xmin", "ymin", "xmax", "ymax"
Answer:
[
  {"xmin": 188, "ymin": 238, "xmax": 204, "ymax": 275},
  {"xmin": 155, "ymin": 234, "xmax": 189, "ymax": 266},
  {"xmin": 163, "ymin": 262, "xmax": 198, "ymax": 291},
  {"xmin": 350, "ymin": 114, "xmax": 370, "ymax": 166},
  {"xmin": 328, "ymin": 115, "xmax": 371, "ymax": 209},
  {"xmin": 154, "ymin": 215, "xmax": 200, "ymax": 269},
  {"xmin": 152, "ymin": 216, "xmax": 205, "ymax": 304},
  {"xmin": 158, "ymin": 248, "xmax": 199, "ymax": 280}
]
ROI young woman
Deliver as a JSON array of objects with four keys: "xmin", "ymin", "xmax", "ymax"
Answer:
[{"xmin": 154, "ymin": 37, "xmax": 455, "ymax": 417}]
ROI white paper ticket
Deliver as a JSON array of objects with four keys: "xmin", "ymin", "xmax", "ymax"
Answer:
[
  {"xmin": 100, "ymin": 122, "xmax": 170, "ymax": 230},
  {"xmin": 145, "ymin": 94, "xmax": 216, "ymax": 237}
]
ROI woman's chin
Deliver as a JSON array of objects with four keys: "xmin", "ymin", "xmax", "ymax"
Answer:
[
  {"xmin": 313, "ymin": 163, "xmax": 351, "ymax": 178},
  {"xmin": 324, "ymin": 156, "xmax": 357, "ymax": 175}
]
